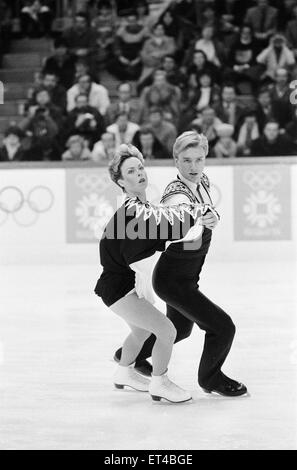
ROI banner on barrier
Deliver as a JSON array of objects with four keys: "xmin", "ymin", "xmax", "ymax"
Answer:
[
  {"xmin": 66, "ymin": 168, "xmax": 122, "ymax": 243},
  {"xmin": 234, "ymin": 165, "xmax": 291, "ymax": 241}
]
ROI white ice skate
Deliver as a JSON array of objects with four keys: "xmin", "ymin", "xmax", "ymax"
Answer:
[
  {"xmin": 114, "ymin": 364, "xmax": 150, "ymax": 392},
  {"xmin": 149, "ymin": 373, "xmax": 192, "ymax": 403}
]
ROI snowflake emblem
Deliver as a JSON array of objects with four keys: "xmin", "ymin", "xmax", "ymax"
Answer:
[
  {"xmin": 76, "ymin": 193, "xmax": 113, "ymax": 237},
  {"xmin": 243, "ymin": 190, "xmax": 281, "ymax": 228}
]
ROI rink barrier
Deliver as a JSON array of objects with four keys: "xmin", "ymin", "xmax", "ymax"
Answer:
[{"xmin": 0, "ymin": 157, "xmax": 296, "ymax": 264}]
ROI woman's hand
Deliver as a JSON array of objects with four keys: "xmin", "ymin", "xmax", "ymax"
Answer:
[{"xmin": 200, "ymin": 212, "xmax": 219, "ymax": 230}]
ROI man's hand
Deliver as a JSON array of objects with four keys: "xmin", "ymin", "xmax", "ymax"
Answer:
[{"xmin": 200, "ymin": 212, "xmax": 219, "ymax": 230}]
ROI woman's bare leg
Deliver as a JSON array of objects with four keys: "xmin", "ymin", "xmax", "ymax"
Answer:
[{"xmin": 111, "ymin": 293, "xmax": 176, "ymax": 376}]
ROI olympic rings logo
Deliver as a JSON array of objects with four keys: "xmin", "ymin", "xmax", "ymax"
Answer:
[
  {"xmin": 0, "ymin": 186, "xmax": 55, "ymax": 227},
  {"xmin": 75, "ymin": 173, "xmax": 111, "ymax": 194},
  {"xmin": 243, "ymin": 170, "xmax": 281, "ymax": 192}
]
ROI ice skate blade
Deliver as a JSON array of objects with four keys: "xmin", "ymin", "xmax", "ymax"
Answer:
[
  {"xmin": 114, "ymin": 383, "xmax": 148, "ymax": 392},
  {"xmin": 151, "ymin": 395, "xmax": 192, "ymax": 404},
  {"xmin": 202, "ymin": 388, "xmax": 250, "ymax": 398}
]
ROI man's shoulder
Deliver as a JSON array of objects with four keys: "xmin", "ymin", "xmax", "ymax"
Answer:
[
  {"xmin": 92, "ymin": 82, "xmax": 108, "ymax": 93},
  {"xmin": 67, "ymin": 84, "xmax": 78, "ymax": 94},
  {"xmin": 161, "ymin": 179, "xmax": 195, "ymax": 204}
]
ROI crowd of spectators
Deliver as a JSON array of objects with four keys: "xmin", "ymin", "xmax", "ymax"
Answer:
[{"xmin": 1, "ymin": 0, "xmax": 297, "ymax": 162}]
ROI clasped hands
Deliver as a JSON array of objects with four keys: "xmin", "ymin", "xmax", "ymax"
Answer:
[{"xmin": 199, "ymin": 211, "xmax": 219, "ymax": 231}]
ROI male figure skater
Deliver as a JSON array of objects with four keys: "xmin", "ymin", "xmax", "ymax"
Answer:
[{"xmin": 115, "ymin": 131, "xmax": 248, "ymax": 397}]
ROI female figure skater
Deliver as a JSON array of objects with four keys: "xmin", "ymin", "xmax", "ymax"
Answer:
[{"xmin": 95, "ymin": 144, "xmax": 207, "ymax": 403}]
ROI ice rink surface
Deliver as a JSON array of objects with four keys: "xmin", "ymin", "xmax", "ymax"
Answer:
[{"xmin": 0, "ymin": 259, "xmax": 296, "ymax": 450}]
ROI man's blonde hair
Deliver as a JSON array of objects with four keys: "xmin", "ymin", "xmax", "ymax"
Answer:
[{"xmin": 173, "ymin": 131, "xmax": 209, "ymax": 159}]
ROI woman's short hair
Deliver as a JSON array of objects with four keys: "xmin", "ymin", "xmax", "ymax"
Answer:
[
  {"xmin": 109, "ymin": 144, "xmax": 144, "ymax": 189},
  {"xmin": 173, "ymin": 131, "xmax": 209, "ymax": 159}
]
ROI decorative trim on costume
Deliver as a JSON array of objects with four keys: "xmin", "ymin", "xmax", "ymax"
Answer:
[
  {"xmin": 125, "ymin": 197, "xmax": 206, "ymax": 226},
  {"xmin": 161, "ymin": 180, "xmax": 197, "ymax": 204}
]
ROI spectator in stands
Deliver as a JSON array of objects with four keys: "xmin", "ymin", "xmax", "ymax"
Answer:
[
  {"xmin": 277, "ymin": 0, "xmax": 297, "ymax": 32},
  {"xmin": 106, "ymin": 111, "xmax": 139, "ymax": 148},
  {"xmin": 42, "ymin": 72, "xmax": 67, "ymax": 111},
  {"xmin": 107, "ymin": 12, "xmax": 147, "ymax": 81},
  {"xmin": 62, "ymin": 11, "xmax": 97, "ymax": 68},
  {"xmin": 162, "ymin": 55, "xmax": 187, "ymax": 90},
  {"xmin": 255, "ymin": 87, "xmax": 278, "ymax": 130},
  {"xmin": 224, "ymin": 24, "xmax": 261, "ymax": 93},
  {"xmin": 199, "ymin": 5, "xmax": 218, "ymax": 31},
  {"xmin": 214, "ymin": 84, "xmax": 245, "ymax": 132},
  {"xmin": 215, "ymin": 0, "xmax": 249, "ymax": 40},
  {"xmin": 190, "ymin": 106, "xmax": 222, "ymax": 155},
  {"xmin": 73, "ymin": 59, "xmax": 97, "ymax": 83},
  {"xmin": 62, "ymin": 135, "xmax": 92, "ymax": 161},
  {"xmin": 192, "ymin": 25, "xmax": 225, "ymax": 68},
  {"xmin": 25, "ymin": 88, "xmax": 64, "ymax": 128},
  {"xmin": 170, "ymin": 0, "xmax": 199, "ymax": 47},
  {"xmin": 92, "ymin": 132, "xmax": 116, "ymax": 163},
  {"xmin": 137, "ymin": 54, "xmax": 187, "ymax": 92},
  {"xmin": 286, "ymin": 4, "xmax": 297, "ymax": 57},
  {"xmin": 42, "ymin": 38, "xmax": 76, "ymax": 90},
  {"xmin": 214, "ymin": 123, "xmax": 238, "ymax": 158},
  {"xmin": 257, "ymin": 34, "xmax": 296, "ymax": 82},
  {"xmin": 67, "ymin": 74, "xmax": 110, "ymax": 116},
  {"xmin": 0, "ymin": 0, "xmax": 12, "ymax": 59},
  {"xmin": 106, "ymin": 82, "xmax": 140, "ymax": 126},
  {"xmin": 158, "ymin": 7, "xmax": 181, "ymax": 40},
  {"xmin": 91, "ymin": 1, "xmax": 115, "ymax": 71},
  {"xmin": 250, "ymin": 120, "xmax": 296, "ymax": 156},
  {"xmin": 182, "ymin": 71, "xmax": 221, "ymax": 130},
  {"xmin": 63, "ymin": 93, "xmax": 105, "ymax": 149},
  {"xmin": 133, "ymin": 125, "xmax": 171, "ymax": 159},
  {"xmin": 285, "ymin": 107, "xmax": 297, "ymax": 145},
  {"xmin": 185, "ymin": 50, "xmax": 220, "ymax": 87},
  {"xmin": 147, "ymin": 107, "xmax": 177, "ymax": 153},
  {"xmin": 139, "ymin": 22, "xmax": 176, "ymax": 87},
  {"xmin": 244, "ymin": 0, "xmax": 278, "ymax": 47},
  {"xmin": 236, "ymin": 110, "xmax": 260, "ymax": 156},
  {"xmin": 269, "ymin": 67, "xmax": 294, "ymax": 128},
  {"xmin": 20, "ymin": 0, "xmax": 53, "ymax": 38},
  {"xmin": 136, "ymin": 0, "xmax": 153, "ymax": 30},
  {"xmin": 20, "ymin": 106, "xmax": 60, "ymax": 160},
  {"xmin": 139, "ymin": 69, "xmax": 181, "ymax": 125},
  {"xmin": 0, "ymin": 126, "xmax": 27, "ymax": 162}
]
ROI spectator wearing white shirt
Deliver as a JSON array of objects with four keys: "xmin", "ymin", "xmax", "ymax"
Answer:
[
  {"xmin": 257, "ymin": 34, "xmax": 295, "ymax": 81},
  {"xmin": 67, "ymin": 74, "xmax": 110, "ymax": 116},
  {"xmin": 194, "ymin": 25, "xmax": 225, "ymax": 67},
  {"xmin": 107, "ymin": 111, "xmax": 140, "ymax": 149}
]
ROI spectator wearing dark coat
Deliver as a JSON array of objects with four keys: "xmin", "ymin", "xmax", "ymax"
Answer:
[
  {"xmin": 213, "ymin": 84, "xmax": 245, "ymax": 135},
  {"xmin": 132, "ymin": 125, "xmax": 171, "ymax": 159},
  {"xmin": 286, "ymin": 4, "xmax": 297, "ymax": 57},
  {"xmin": 285, "ymin": 107, "xmax": 297, "ymax": 145},
  {"xmin": 63, "ymin": 93, "xmax": 105, "ymax": 149},
  {"xmin": 244, "ymin": 0, "xmax": 278, "ymax": 46},
  {"xmin": 62, "ymin": 11, "xmax": 97, "ymax": 69},
  {"xmin": 42, "ymin": 38, "xmax": 76, "ymax": 89},
  {"xmin": 224, "ymin": 24, "xmax": 262, "ymax": 93},
  {"xmin": 250, "ymin": 120, "xmax": 296, "ymax": 156},
  {"xmin": 0, "ymin": 126, "xmax": 28, "ymax": 161},
  {"xmin": 269, "ymin": 67, "xmax": 294, "ymax": 128}
]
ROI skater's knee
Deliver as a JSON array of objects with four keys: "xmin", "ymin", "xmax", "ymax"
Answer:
[
  {"xmin": 221, "ymin": 316, "xmax": 236, "ymax": 340},
  {"xmin": 176, "ymin": 326, "xmax": 192, "ymax": 342},
  {"xmin": 158, "ymin": 318, "xmax": 177, "ymax": 345}
]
